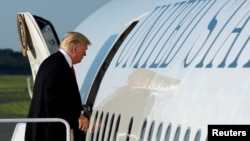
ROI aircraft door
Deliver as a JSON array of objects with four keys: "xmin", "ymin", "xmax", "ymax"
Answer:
[
  {"xmin": 85, "ymin": 21, "xmax": 138, "ymax": 107},
  {"xmin": 17, "ymin": 12, "xmax": 59, "ymax": 81}
]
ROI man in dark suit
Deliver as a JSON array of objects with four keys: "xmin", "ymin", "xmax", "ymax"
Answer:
[{"xmin": 25, "ymin": 32, "xmax": 91, "ymax": 141}]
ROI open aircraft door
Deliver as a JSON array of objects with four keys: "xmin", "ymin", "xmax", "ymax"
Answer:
[{"xmin": 17, "ymin": 12, "xmax": 60, "ymax": 97}]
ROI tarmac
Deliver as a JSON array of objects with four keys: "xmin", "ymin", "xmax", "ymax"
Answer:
[
  {"xmin": 0, "ymin": 89, "xmax": 30, "ymax": 140},
  {"xmin": 0, "ymin": 115, "xmax": 23, "ymax": 141}
]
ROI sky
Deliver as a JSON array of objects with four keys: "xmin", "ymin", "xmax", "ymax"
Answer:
[{"xmin": 0, "ymin": 1, "xmax": 110, "ymax": 52}]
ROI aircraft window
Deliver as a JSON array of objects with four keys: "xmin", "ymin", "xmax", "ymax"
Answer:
[
  {"xmin": 126, "ymin": 117, "xmax": 134, "ymax": 141},
  {"xmin": 156, "ymin": 122, "xmax": 163, "ymax": 141},
  {"xmin": 33, "ymin": 15, "xmax": 60, "ymax": 53},
  {"xmin": 113, "ymin": 114, "xmax": 121, "ymax": 141},
  {"xmin": 194, "ymin": 129, "xmax": 201, "ymax": 141},
  {"xmin": 101, "ymin": 112, "xmax": 109, "ymax": 140},
  {"xmin": 86, "ymin": 21, "xmax": 139, "ymax": 107},
  {"xmin": 174, "ymin": 126, "xmax": 181, "ymax": 141},
  {"xmin": 107, "ymin": 113, "xmax": 114, "ymax": 141},
  {"xmin": 91, "ymin": 111, "xmax": 99, "ymax": 141},
  {"xmin": 147, "ymin": 120, "xmax": 155, "ymax": 141},
  {"xmin": 140, "ymin": 119, "xmax": 147, "ymax": 140},
  {"xmin": 96, "ymin": 111, "xmax": 103, "ymax": 140},
  {"xmin": 184, "ymin": 127, "xmax": 191, "ymax": 141},
  {"xmin": 164, "ymin": 124, "xmax": 172, "ymax": 141}
]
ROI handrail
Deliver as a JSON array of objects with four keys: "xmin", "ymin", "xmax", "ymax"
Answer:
[
  {"xmin": 26, "ymin": 77, "xmax": 33, "ymax": 98},
  {"xmin": 0, "ymin": 118, "xmax": 70, "ymax": 141}
]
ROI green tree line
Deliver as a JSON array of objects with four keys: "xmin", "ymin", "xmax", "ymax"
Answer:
[{"xmin": 0, "ymin": 49, "xmax": 31, "ymax": 74}]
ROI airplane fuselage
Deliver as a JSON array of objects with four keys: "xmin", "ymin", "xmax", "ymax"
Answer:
[{"xmin": 15, "ymin": 0, "xmax": 250, "ymax": 140}]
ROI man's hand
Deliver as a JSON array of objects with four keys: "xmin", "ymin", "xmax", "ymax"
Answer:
[{"xmin": 78, "ymin": 114, "xmax": 89, "ymax": 132}]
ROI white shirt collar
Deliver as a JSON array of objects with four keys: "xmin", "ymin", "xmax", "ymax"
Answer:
[{"xmin": 59, "ymin": 49, "xmax": 72, "ymax": 67}]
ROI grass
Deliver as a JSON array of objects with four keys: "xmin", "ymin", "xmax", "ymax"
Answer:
[
  {"xmin": 0, "ymin": 75, "xmax": 30, "ymax": 92},
  {"xmin": 0, "ymin": 75, "xmax": 32, "ymax": 117},
  {"xmin": 0, "ymin": 101, "xmax": 30, "ymax": 116}
]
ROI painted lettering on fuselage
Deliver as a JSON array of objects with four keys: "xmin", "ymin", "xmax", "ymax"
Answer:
[{"xmin": 116, "ymin": 0, "xmax": 250, "ymax": 68}]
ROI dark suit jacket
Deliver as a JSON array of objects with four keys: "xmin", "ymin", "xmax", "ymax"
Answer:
[{"xmin": 25, "ymin": 51, "xmax": 82, "ymax": 141}]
